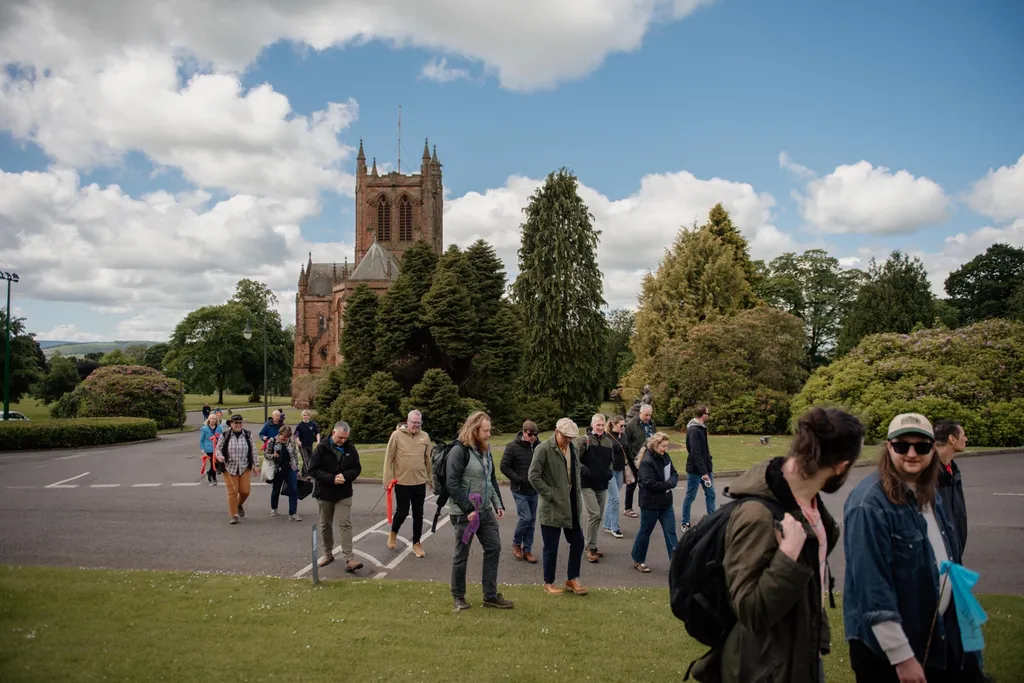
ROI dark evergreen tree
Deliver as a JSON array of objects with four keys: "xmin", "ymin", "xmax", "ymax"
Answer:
[
  {"xmin": 463, "ymin": 239, "xmax": 506, "ymax": 328},
  {"xmin": 944, "ymin": 243, "xmax": 1024, "ymax": 325},
  {"xmin": 422, "ymin": 266, "xmax": 476, "ymax": 379},
  {"xmin": 603, "ymin": 309, "xmax": 635, "ymax": 397},
  {"xmin": 405, "ymin": 368, "xmax": 466, "ymax": 441},
  {"xmin": 512, "ymin": 167, "xmax": 607, "ymax": 412},
  {"xmin": 339, "ymin": 284, "xmax": 379, "ymax": 388},
  {"xmin": 142, "ymin": 342, "xmax": 170, "ymax": 370},
  {"xmin": 399, "ymin": 240, "xmax": 440, "ymax": 302},
  {"xmin": 705, "ymin": 203, "xmax": 761, "ymax": 307}
]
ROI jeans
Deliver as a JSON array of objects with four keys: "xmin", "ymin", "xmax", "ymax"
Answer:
[
  {"xmin": 631, "ymin": 506, "xmax": 678, "ymax": 564},
  {"xmin": 317, "ymin": 497, "xmax": 354, "ymax": 560},
  {"xmin": 391, "ymin": 483, "xmax": 427, "ymax": 543},
  {"xmin": 223, "ymin": 470, "xmax": 251, "ymax": 517},
  {"xmin": 603, "ymin": 470, "xmax": 623, "ymax": 532},
  {"xmin": 681, "ymin": 473, "xmax": 716, "ymax": 525},
  {"xmin": 511, "ymin": 491, "xmax": 538, "ymax": 553},
  {"xmin": 270, "ymin": 467, "xmax": 298, "ymax": 515},
  {"xmin": 541, "ymin": 524, "xmax": 585, "ymax": 584},
  {"xmin": 581, "ymin": 488, "xmax": 608, "ymax": 551},
  {"xmin": 450, "ymin": 511, "xmax": 501, "ymax": 599}
]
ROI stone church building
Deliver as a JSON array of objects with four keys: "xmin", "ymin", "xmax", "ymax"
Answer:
[{"xmin": 291, "ymin": 139, "xmax": 444, "ymax": 403}]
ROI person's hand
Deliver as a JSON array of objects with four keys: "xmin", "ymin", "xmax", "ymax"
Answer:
[
  {"xmin": 467, "ymin": 511, "xmax": 478, "ymax": 522},
  {"xmin": 702, "ymin": 474, "xmax": 711, "ymax": 486},
  {"xmin": 775, "ymin": 513, "xmax": 807, "ymax": 561},
  {"xmin": 334, "ymin": 474, "xmax": 346, "ymax": 484},
  {"xmin": 215, "ymin": 454, "xmax": 225, "ymax": 462},
  {"xmin": 894, "ymin": 656, "xmax": 927, "ymax": 683},
  {"xmin": 496, "ymin": 508, "xmax": 504, "ymax": 520}
]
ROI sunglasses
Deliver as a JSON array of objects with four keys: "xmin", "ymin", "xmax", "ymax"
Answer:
[
  {"xmin": 890, "ymin": 441, "xmax": 934, "ymax": 456},
  {"xmin": 525, "ymin": 431, "xmax": 538, "ymax": 437}
]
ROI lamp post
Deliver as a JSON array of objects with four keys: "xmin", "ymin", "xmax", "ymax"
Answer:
[
  {"xmin": 179, "ymin": 357, "xmax": 194, "ymax": 431},
  {"xmin": 242, "ymin": 315, "xmax": 268, "ymax": 425},
  {"xmin": 2, "ymin": 270, "xmax": 20, "ymax": 421}
]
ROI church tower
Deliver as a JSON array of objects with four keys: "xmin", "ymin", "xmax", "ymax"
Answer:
[{"xmin": 354, "ymin": 138, "xmax": 443, "ymax": 264}]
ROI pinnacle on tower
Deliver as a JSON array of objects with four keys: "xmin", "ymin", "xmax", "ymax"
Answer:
[
  {"xmin": 431, "ymin": 144, "xmax": 439, "ymax": 165},
  {"xmin": 422, "ymin": 137, "xmax": 430, "ymax": 161},
  {"xmin": 371, "ymin": 157, "xmax": 378, "ymax": 176},
  {"xmin": 357, "ymin": 138, "xmax": 365, "ymax": 161}
]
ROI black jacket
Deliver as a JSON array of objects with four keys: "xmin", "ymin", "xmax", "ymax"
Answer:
[
  {"xmin": 608, "ymin": 430, "xmax": 629, "ymax": 472},
  {"xmin": 576, "ymin": 430, "xmax": 615, "ymax": 491},
  {"xmin": 638, "ymin": 448, "xmax": 678, "ymax": 510},
  {"xmin": 307, "ymin": 438, "xmax": 361, "ymax": 502},
  {"xmin": 686, "ymin": 419, "xmax": 713, "ymax": 475},
  {"xmin": 937, "ymin": 460, "xmax": 968, "ymax": 556},
  {"xmin": 500, "ymin": 432, "xmax": 537, "ymax": 495}
]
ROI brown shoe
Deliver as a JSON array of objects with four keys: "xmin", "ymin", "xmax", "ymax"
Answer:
[
  {"xmin": 344, "ymin": 560, "xmax": 363, "ymax": 573},
  {"xmin": 565, "ymin": 579, "xmax": 589, "ymax": 595},
  {"xmin": 543, "ymin": 583, "xmax": 565, "ymax": 595},
  {"xmin": 317, "ymin": 555, "xmax": 334, "ymax": 568},
  {"xmin": 595, "ymin": 549, "xmax": 605, "ymax": 558},
  {"xmin": 387, "ymin": 531, "xmax": 398, "ymax": 550},
  {"xmin": 586, "ymin": 549, "xmax": 600, "ymax": 563},
  {"xmin": 512, "ymin": 544, "xmax": 524, "ymax": 560},
  {"xmin": 523, "ymin": 551, "xmax": 538, "ymax": 564},
  {"xmin": 412, "ymin": 543, "xmax": 425, "ymax": 558}
]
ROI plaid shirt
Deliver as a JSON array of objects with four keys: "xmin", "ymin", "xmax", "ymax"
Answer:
[{"xmin": 222, "ymin": 429, "xmax": 253, "ymax": 476}]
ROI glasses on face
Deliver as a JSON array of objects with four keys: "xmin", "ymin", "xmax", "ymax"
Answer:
[
  {"xmin": 525, "ymin": 431, "xmax": 537, "ymax": 438},
  {"xmin": 890, "ymin": 441, "xmax": 934, "ymax": 456}
]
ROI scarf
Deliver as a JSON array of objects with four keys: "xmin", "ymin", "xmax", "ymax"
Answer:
[{"xmin": 461, "ymin": 493, "xmax": 483, "ymax": 544}]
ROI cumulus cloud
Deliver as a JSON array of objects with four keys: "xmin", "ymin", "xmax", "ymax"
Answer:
[
  {"xmin": 420, "ymin": 58, "xmax": 470, "ymax": 83},
  {"xmin": 778, "ymin": 151, "xmax": 815, "ymax": 180},
  {"xmin": 967, "ymin": 153, "xmax": 1024, "ymax": 223},
  {"xmin": 35, "ymin": 324, "xmax": 103, "ymax": 342}
]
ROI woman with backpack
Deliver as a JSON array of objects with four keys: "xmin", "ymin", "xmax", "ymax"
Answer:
[
  {"xmin": 266, "ymin": 425, "xmax": 302, "ymax": 522},
  {"xmin": 630, "ymin": 432, "xmax": 680, "ymax": 573},
  {"xmin": 688, "ymin": 407, "xmax": 864, "ymax": 683},
  {"xmin": 216, "ymin": 414, "xmax": 259, "ymax": 525}
]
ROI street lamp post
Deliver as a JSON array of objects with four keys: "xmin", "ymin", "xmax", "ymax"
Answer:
[
  {"xmin": 2, "ymin": 270, "xmax": 20, "ymax": 421},
  {"xmin": 242, "ymin": 315, "xmax": 268, "ymax": 425},
  {"xmin": 179, "ymin": 357, "xmax": 194, "ymax": 431}
]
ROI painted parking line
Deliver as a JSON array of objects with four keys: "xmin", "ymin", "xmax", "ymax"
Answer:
[
  {"xmin": 172, "ymin": 483, "xmax": 202, "ymax": 487},
  {"xmin": 45, "ymin": 472, "xmax": 90, "ymax": 488},
  {"xmin": 994, "ymin": 492, "xmax": 1024, "ymax": 496},
  {"xmin": 91, "ymin": 484, "xmax": 121, "ymax": 488},
  {"xmin": 292, "ymin": 518, "xmax": 390, "ymax": 578},
  {"xmin": 131, "ymin": 483, "xmax": 162, "ymax": 488}
]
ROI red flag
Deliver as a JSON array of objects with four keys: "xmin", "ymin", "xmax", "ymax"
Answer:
[{"xmin": 386, "ymin": 479, "xmax": 398, "ymax": 524}]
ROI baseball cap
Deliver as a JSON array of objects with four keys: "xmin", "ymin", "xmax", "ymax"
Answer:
[
  {"xmin": 555, "ymin": 418, "xmax": 579, "ymax": 439},
  {"xmin": 522, "ymin": 420, "xmax": 539, "ymax": 435},
  {"xmin": 886, "ymin": 413, "xmax": 934, "ymax": 441},
  {"xmin": 229, "ymin": 414, "xmax": 244, "ymax": 423}
]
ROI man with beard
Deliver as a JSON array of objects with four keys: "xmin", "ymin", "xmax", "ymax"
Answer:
[{"xmin": 690, "ymin": 407, "xmax": 865, "ymax": 683}]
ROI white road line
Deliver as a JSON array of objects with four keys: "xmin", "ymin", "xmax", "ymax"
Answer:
[
  {"xmin": 370, "ymin": 529, "xmax": 412, "ymax": 548},
  {"xmin": 373, "ymin": 572, "xmax": 388, "ymax": 580},
  {"xmin": 353, "ymin": 549, "xmax": 384, "ymax": 567},
  {"xmin": 994, "ymin": 492, "xmax": 1024, "ymax": 496},
  {"xmin": 55, "ymin": 452, "xmax": 103, "ymax": 461},
  {"xmin": 90, "ymin": 484, "xmax": 121, "ymax": 488},
  {"xmin": 384, "ymin": 515, "xmax": 451, "ymax": 570},
  {"xmin": 292, "ymin": 518, "xmax": 390, "ymax": 578},
  {"xmin": 131, "ymin": 483, "xmax": 162, "ymax": 488},
  {"xmin": 45, "ymin": 472, "xmax": 90, "ymax": 488},
  {"xmin": 7, "ymin": 486, "xmax": 35, "ymax": 489},
  {"xmin": 172, "ymin": 482, "xmax": 202, "ymax": 487}
]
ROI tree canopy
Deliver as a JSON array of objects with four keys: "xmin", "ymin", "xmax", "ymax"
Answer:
[
  {"xmin": 0, "ymin": 310, "xmax": 45, "ymax": 406},
  {"xmin": 945, "ymin": 243, "xmax": 1024, "ymax": 325}
]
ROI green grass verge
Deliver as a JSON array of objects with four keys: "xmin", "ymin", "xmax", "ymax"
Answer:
[
  {"xmin": 6, "ymin": 395, "xmax": 292, "ymax": 422},
  {"xmin": 0, "ymin": 566, "xmax": 1020, "ymax": 683}
]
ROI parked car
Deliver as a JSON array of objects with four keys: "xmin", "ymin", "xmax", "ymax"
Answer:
[{"xmin": 2, "ymin": 411, "xmax": 29, "ymax": 420}]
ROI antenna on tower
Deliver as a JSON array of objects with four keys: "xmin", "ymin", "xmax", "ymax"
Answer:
[{"xmin": 397, "ymin": 105, "xmax": 402, "ymax": 174}]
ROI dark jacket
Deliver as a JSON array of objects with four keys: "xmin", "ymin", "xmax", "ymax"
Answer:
[
  {"xmin": 686, "ymin": 418, "xmax": 712, "ymax": 475},
  {"xmin": 637, "ymin": 448, "xmax": 678, "ymax": 510},
  {"xmin": 307, "ymin": 438, "xmax": 361, "ymax": 502},
  {"xmin": 575, "ymin": 430, "xmax": 615, "ymax": 490},
  {"xmin": 500, "ymin": 432, "xmax": 537, "ymax": 495},
  {"xmin": 693, "ymin": 458, "xmax": 839, "ymax": 683},
  {"xmin": 608, "ymin": 430, "xmax": 629, "ymax": 472},
  {"xmin": 259, "ymin": 419, "xmax": 282, "ymax": 444},
  {"xmin": 528, "ymin": 436, "xmax": 583, "ymax": 529},
  {"xmin": 446, "ymin": 442, "xmax": 504, "ymax": 517},
  {"xmin": 624, "ymin": 415, "xmax": 656, "ymax": 460},
  {"xmin": 937, "ymin": 460, "xmax": 968, "ymax": 556}
]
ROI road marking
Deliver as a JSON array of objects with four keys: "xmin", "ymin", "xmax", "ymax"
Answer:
[
  {"xmin": 131, "ymin": 483, "xmax": 162, "ymax": 488},
  {"xmin": 172, "ymin": 482, "xmax": 201, "ymax": 487},
  {"xmin": 373, "ymin": 572, "xmax": 388, "ymax": 580},
  {"xmin": 7, "ymin": 486, "xmax": 35, "ymax": 489},
  {"xmin": 353, "ymin": 549, "xmax": 384, "ymax": 567},
  {"xmin": 45, "ymin": 472, "xmax": 90, "ymax": 488},
  {"xmin": 994, "ymin": 492, "xmax": 1024, "ymax": 496},
  {"xmin": 55, "ymin": 452, "xmax": 100, "ymax": 461},
  {"xmin": 90, "ymin": 484, "xmax": 120, "ymax": 488},
  {"xmin": 292, "ymin": 518, "xmax": 390, "ymax": 578},
  {"xmin": 384, "ymin": 515, "xmax": 451, "ymax": 570}
]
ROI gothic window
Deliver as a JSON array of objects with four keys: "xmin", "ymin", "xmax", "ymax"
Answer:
[
  {"xmin": 318, "ymin": 314, "xmax": 326, "ymax": 333},
  {"xmin": 398, "ymin": 195, "xmax": 413, "ymax": 241},
  {"xmin": 376, "ymin": 195, "xmax": 391, "ymax": 241},
  {"xmin": 319, "ymin": 347, "xmax": 328, "ymax": 361}
]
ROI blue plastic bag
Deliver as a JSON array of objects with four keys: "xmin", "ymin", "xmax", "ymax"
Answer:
[{"xmin": 940, "ymin": 561, "xmax": 988, "ymax": 652}]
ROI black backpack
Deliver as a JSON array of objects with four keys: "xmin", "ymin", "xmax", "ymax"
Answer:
[
  {"xmin": 669, "ymin": 495, "xmax": 785, "ymax": 660},
  {"xmin": 430, "ymin": 439, "xmax": 467, "ymax": 532}
]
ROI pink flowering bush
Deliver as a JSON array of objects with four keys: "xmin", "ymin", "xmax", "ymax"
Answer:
[
  {"xmin": 75, "ymin": 365, "xmax": 185, "ymax": 429},
  {"xmin": 791, "ymin": 320, "xmax": 1024, "ymax": 446}
]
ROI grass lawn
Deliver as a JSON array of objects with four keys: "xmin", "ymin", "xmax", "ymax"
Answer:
[
  {"xmin": 5, "ymin": 395, "xmax": 292, "ymax": 423},
  {"xmin": 0, "ymin": 566, "xmax": 1020, "ymax": 683}
]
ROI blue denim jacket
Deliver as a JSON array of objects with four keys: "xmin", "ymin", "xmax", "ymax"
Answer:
[{"xmin": 843, "ymin": 471, "xmax": 961, "ymax": 670}]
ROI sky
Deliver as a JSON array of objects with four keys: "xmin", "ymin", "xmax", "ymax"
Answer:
[{"xmin": 1, "ymin": 0, "xmax": 1023, "ymax": 343}]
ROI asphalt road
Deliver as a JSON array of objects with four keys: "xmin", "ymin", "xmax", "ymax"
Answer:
[{"xmin": 1, "ymin": 433, "xmax": 1022, "ymax": 596}]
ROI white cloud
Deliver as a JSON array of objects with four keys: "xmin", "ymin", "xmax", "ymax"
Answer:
[
  {"xmin": 420, "ymin": 58, "xmax": 470, "ymax": 83},
  {"xmin": 793, "ymin": 160, "xmax": 950, "ymax": 235},
  {"xmin": 967, "ymin": 154, "xmax": 1024, "ymax": 223},
  {"xmin": 35, "ymin": 324, "xmax": 103, "ymax": 342},
  {"xmin": 778, "ymin": 151, "xmax": 815, "ymax": 180},
  {"xmin": 445, "ymin": 170, "xmax": 793, "ymax": 310}
]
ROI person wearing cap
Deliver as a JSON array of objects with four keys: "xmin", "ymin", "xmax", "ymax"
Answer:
[
  {"xmin": 216, "ymin": 414, "xmax": 258, "ymax": 524},
  {"xmin": 934, "ymin": 420, "xmax": 969, "ymax": 557},
  {"xmin": 843, "ymin": 413, "xmax": 985, "ymax": 683},
  {"xmin": 500, "ymin": 420, "xmax": 541, "ymax": 563},
  {"xmin": 527, "ymin": 418, "xmax": 588, "ymax": 596}
]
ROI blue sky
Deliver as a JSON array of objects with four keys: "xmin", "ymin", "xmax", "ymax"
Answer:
[{"xmin": 1, "ymin": 0, "xmax": 1022, "ymax": 342}]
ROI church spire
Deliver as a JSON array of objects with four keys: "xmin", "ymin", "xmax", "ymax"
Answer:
[
  {"xmin": 371, "ymin": 157, "xmax": 378, "ymax": 176},
  {"xmin": 357, "ymin": 138, "xmax": 365, "ymax": 161},
  {"xmin": 431, "ymin": 144, "xmax": 439, "ymax": 166},
  {"xmin": 422, "ymin": 137, "xmax": 430, "ymax": 161}
]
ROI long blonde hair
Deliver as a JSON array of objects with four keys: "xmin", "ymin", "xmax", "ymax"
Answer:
[{"xmin": 458, "ymin": 411, "xmax": 492, "ymax": 452}]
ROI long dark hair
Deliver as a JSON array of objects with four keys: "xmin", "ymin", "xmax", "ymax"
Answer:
[
  {"xmin": 788, "ymin": 407, "xmax": 865, "ymax": 475},
  {"xmin": 878, "ymin": 442, "xmax": 940, "ymax": 508}
]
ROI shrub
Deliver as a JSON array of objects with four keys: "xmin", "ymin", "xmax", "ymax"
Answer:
[
  {"xmin": 404, "ymin": 369, "xmax": 466, "ymax": 442},
  {"xmin": 518, "ymin": 397, "xmax": 563, "ymax": 432},
  {"xmin": 50, "ymin": 391, "xmax": 82, "ymax": 419},
  {"xmin": 74, "ymin": 365, "xmax": 185, "ymax": 429},
  {"xmin": 314, "ymin": 365, "xmax": 345, "ymax": 410},
  {"xmin": 702, "ymin": 388, "xmax": 792, "ymax": 435},
  {"xmin": 791, "ymin": 319, "xmax": 1024, "ymax": 447},
  {"xmin": 0, "ymin": 418, "xmax": 158, "ymax": 450}
]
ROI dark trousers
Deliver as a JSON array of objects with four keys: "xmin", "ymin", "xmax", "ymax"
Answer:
[
  {"xmin": 631, "ymin": 506, "xmax": 678, "ymax": 563},
  {"xmin": 540, "ymin": 523, "xmax": 585, "ymax": 585},
  {"xmin": 204, "ymin": 451, "xmax": 217, "ymax": 482},
  {"xmin": 450, "ymin": 512, "xmax": 501, "ymax": 600},
  {"xmin": 391, "ymin": 483, "xmax": 426, "ymax": 543},
  {"xmin": 849, "ymin": 640, "xmax": 985, "ymax": 683},
  {"xmin": 270, "ymin": 468, "xmax": 298, "ymax": 515}
]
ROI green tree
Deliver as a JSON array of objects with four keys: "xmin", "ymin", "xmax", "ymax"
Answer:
[
  {"xmin": 404, "ymin": 368, "xmax": 467, "ymax": 441},
  {"xmin": 399, "ymin": 240, "xmax": 441, "ymax": 302},
  {"xmin": 0, "ymin": 311, "xmax": 45, "ymax": 406},
  {"xmin": 75, "ymin": 355, "xmax": 101, "ymax": 381},
  {"xmin": 339, "ymin": 284, "xmax": 380, "ymax": 388},
  {"xmin": 142, "ymin": 342, "xmax": 170, "ymax": 370},
  {"xmin": 1011, "ymin": 281, "xmax": 1024, "ymax": 322},
  {"xmin": 123, "ymin": 345, "xmax": 148, "ymax": 364},
  {"xmin": 837, "ymin": 251, "xmax": 936, "ymax": 355},
  {"xmin": 99, "ymin": 348, "xmax": 130, "ymax": 366},
  {"xmin": 375, "ymin": 276, "xmax": 425, "ymax": 388},
  {"xmin": 422, "ymin": 263, "xmax": 476, "ymax": 378},
  {"xmin": 35, "ymin": 354, "xmax": 81, "ymax": 404},
  {"xmin": 944, "ymin": 243, "xmax": 1024, "ymax": 325},
  {"xmin": 315, "ymin": 365, "xmax": 345, "ymax": 411},
  {"xmin": 705, "ymin": 203, "xmax": 760, "ymax": 307},
  {"xmin": 463, "ymin": 240, "xmax": 506, "ymax": 329},
  {"xmin": 762, "ymin": 249, "xmax": 863, "ymax": 365},
  {"xmin": 230, "ymin": 280, "xmax": 291, "ymax": 401},
  {"xmin": 512, "ymin": 168, "xmax": 607, "ymax": 412},
  {"xmin": 465, "ymin": 301, "xmax": 523, "ymax": 430},
  {"xmin": 166, "ymin": 303, "xmax": 248, "ymax": 404},
  {"xmin": 603, "ymin": 309, "xmax": 635, "ymax": 397}
]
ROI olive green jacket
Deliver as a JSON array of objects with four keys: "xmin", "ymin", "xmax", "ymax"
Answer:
[{"xmin": 527, "ymin": 436, "xmax": 583, "ymax": 529}]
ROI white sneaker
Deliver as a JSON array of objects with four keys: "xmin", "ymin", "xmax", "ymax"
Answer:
[
  {"xmin": 289, "ymin": 514, "xmax": 303, "ymax": 522},
  {"xmin": 270, "ymin": 510, "xmax": 280, "ymax": 517}
]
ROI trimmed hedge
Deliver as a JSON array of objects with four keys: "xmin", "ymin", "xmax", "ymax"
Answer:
[{"xmin": 0, "ymin": 418, "xmax": 158, "ymax": 451}]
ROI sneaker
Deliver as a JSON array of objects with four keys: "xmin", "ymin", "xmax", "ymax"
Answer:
[
  {"xmin": 412, "ymin": 543, "xmax": 425, "ymax": 558},
  {"xmin": 237, "ymin": 504, "xmax": 245, "ymax": 518},
  {"xmin": 483, "ymin": 594, "xmax": 514, "ymax": 609},
  {"xmin": 387, "ymin": 531, "xmax": 398, "ymax": 550},
  {"xmin": 681, "ymin": 523, "xmax": 691, "ymax": 533},
  {"xmin": 610, "ymin": 529, "xmax": 624, "ymax": 539},
  {"xmin": 453, "ymin": 597, "xmax": 471, "ymax": 612},
  {"xmin": 270, "ymin": 510, "xmax": 280, "ymax": 517},
  {"xmin": 624, "ymin": 509, "xmax": 638, "ymax": 518},
  {"xmin": 229, "ymin": 516, "xmax": 239, "ymax": 525},
  {"xmin": 208, "ymin": 482, "xmax": 216, "ymax": 487},
  {"xmin": 289, "ymin": 514, "xmax": 303, "ymax": 522}
]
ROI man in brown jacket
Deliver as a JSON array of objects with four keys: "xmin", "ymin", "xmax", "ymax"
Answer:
[{"xmin": 382, "ymin": 409, "xmax": 432, "ymax": 558}]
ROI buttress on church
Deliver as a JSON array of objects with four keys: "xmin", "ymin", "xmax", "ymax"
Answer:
[{"xmin": 291, "ymin": 138, "xmax": 444, "ymax": 405}]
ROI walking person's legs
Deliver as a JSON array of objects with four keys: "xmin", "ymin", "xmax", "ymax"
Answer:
[
  {"xmin": 657, "ymin": 506, "xmax": 679, "ymax": 559},
  {"xmin": 285, "ymin": 469, "xmax": 299, "ymax": 517},
  {"xmin": 450, "ymin": 516, "xmax": 472, "ymax": 601},
  {"xmin": 236, "ymin": 470, "xmax": 251, "ymax": 512},
  {"xmin": 391, "ymin": 484, "xmax": 413, "ymax": 535},
  {"xmin": 512, "ymin": 492, "xmax": 531, "ymax": 556},
  {"xmin": 409, "ymin": 483, "xmax": 426, "ymax": 544},
  {"xmin": 702, "ymin": 474, "xmax": 717, "ymax": 515},
  {"xmin": 603, "ymin": 470, "xmax": 623, "ymax": 533},
  {"xmin": 337, "ymin": 497, "xmax": 358, "ymax": 568},
  {"xmin": 581, "ymin": 488, "xmax": 601, "ymax": 553},
  {"xmin": 630, "ymin": 508, "xmax": 659, "ymax": 566},
  {"xmin": 680, "ymin": 474, "xmax": 701, "ymax": 528},
  {"xmin": 270, "ymin": 470, "xmax": 285, "ymax": 513},
  {"xmin": 566, "ymin": 523, "xmax": 585, "ymax": 581},
  {"xmin": 223, "ymin": 473, "xmax": 240, "ymax": 519},
  {"xmin": 477, "ymin": 514, "xmax": 502, "ymax": 599},
  {"xmin": 523, "ymin": 494, "xmax": 538, "ymax": 555},
  {"xmin": 317, "ymin": 500, "xmax": 336, "ymax": 562},
  {"xmin": 540, "ymin": 524, "xmax": 561, "ymax": 585}
]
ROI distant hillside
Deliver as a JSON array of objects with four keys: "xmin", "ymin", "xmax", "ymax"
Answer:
[{"xmin": 42, "ymin": 340, "xmax": 162, "ymax": 358}]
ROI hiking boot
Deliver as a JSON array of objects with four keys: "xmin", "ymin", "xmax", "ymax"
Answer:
[
  {"xmin": 229, "ymin": 516, "xmax": 239, "ymax": 525},
  {"xmin": 387, "ymin": 531, "xmax": 398, "ymax": 550},
  {"xmin": 595, "ymin": 549, "xmax": 605, "ymax": 558},
  {"xmin": 483, "ymin": 594, "xmax": 514, "ymax": 609},
  {"xmin": 289, "ymin": 514, "xmax": 302, "ymax": 522},
  {"xmin": 412, "ymin": 543, "xmax": 425, "ymax": 558},
  {"xmin": 317, "ymin": 555, "xmax": 334, "ymax": 568},
  {"xmin": 586, "ymin": 549, "xmax": 600, "ymax": 563},
  {"xmin": 453, "ymin": 597, "xmax": 471, "ymax": 612},
  {"xmin": 511, "ymin": 544, "xmax": 524, "ymax": 560},
  {"xmin": 523, "ymin": 551, "xmax": 538, "ymax": 564},
  {"xmin": 565, "ymin": 579, "xmax": 589, "ymax": 596},
  {"xmin": 237, "ymin": 504, "xmax": 245, "ymax": 518},
  {"xmin": 270, "ymin": 510, "xmax": 279, "ymax": 517},
  {"xmin": 543, "ymin": 583, "xmax": 564, "ymax": 595},
  {"xmin": 344, "ymin": 560, "xmax": 363, "ymax": 573}
]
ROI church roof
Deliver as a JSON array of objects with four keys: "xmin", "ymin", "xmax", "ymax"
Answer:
[
  {"xmin": 350, "ymin": 242, "xmax": 401, "ymax": 282},
  {"xmin": 306, "ymin": 263, "xmax": 353, "ymax": 296}
]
